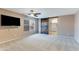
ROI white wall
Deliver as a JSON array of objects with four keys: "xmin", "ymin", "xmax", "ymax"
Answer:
[
  {"xmin": 48, "ymin": 15, "xmax": 74, "ymax": 37},
  {"xmin": 38, "ymin": 18, "xmax": 41, "ymax": 33},
  {"xmin": 75, "ymin": 11, "xmax": 79, "ymax": 43},
  {"xmin": 57, "ymin": 15, "xmax": 74, "ymax": 37}
]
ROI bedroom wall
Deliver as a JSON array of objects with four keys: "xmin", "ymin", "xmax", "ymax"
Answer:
[
  {"xmin": 57, "ymin": 15, "xmax": 74, "ymax": 37},
  {"xmin": 38, "ymin": 18, "xmax": 41, "ymax": 33},
  {"xmin": 75, "ymin": 11, "xmax": 79, "ymax": 43},
  {"xmin": 0, "ymin": 8, "xmax": 24, "ymax": 43}
]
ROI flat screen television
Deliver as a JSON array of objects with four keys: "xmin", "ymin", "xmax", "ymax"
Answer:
[{"xmin": 1, "ymin": 15, "xmax": 20, "ymax": 26}]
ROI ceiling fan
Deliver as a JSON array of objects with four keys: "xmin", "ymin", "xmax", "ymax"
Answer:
[{"xmin": 27, "ymin": 10, "xmax": 41, "ymax": 17}]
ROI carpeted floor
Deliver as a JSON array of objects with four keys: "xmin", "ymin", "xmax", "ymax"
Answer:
[{"xmin": 0, "ymin": 34, "xmax": 79, "ymax": 51}]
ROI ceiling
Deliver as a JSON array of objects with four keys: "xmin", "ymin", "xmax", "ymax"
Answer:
[{"xmin": 5, "ymin": 8, "xmax": 79, "ymax": 18}]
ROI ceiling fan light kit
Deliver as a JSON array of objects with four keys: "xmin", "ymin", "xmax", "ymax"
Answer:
[{"xmin": 27, "ymin": 10, "xmax": 41, "ymax": 17}]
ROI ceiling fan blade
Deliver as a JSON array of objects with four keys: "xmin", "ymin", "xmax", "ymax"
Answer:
[{"xmin": 27, "ymin": 10, "xmax": 41, "ymax": 17}]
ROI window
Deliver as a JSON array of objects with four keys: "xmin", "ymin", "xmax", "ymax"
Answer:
[{"xmin": 24, "ymin": 20, "xmax": 29, "ymax": 31}]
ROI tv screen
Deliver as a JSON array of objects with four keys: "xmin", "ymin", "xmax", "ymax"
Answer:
[{"xmin": 1, "ymin": 15, "xmax": 20, "ymax": 26}]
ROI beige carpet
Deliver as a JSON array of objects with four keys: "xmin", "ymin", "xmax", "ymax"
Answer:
[{"xmin": 0, "ymin": 34, "xmax": 79, "ymax": 51}]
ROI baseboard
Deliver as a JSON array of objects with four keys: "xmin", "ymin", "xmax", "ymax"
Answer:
[{"xmin": 0, "ymin": 37, "xmax": 21, "ymax": 44}]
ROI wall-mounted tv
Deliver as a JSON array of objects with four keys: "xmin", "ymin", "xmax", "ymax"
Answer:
[{"xmin": 1, "ymin": 15, "xmax": 20, "ymax": 26}]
